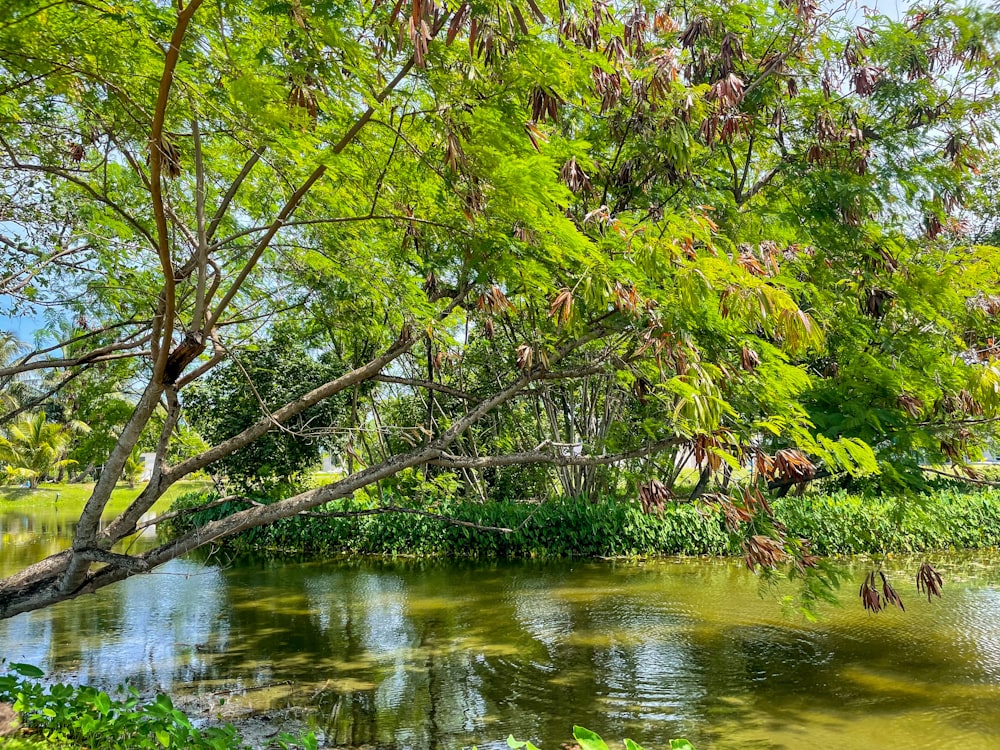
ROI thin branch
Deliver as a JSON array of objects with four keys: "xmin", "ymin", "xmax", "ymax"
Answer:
[
  {"xmin": 374, "ymin": 375, "xmax": 477, "ymax": 400},
  {"xmin": 430, "ymin": 438, "xmax": 683, "ymax": 469},
  {"xmin": 210, "ymin": 214, "xmax": 468, "ymax": 250},
  {"xmin": 0, "ymin": 368, "xmax": 87, "ymax": 426},
  {"xmin": 132, "ymin": 494, "xmax": 244, "ymax": 532},
  {"xmin": 206, "ymin": 146, "xmax": 264, "ymax": 242},
  {"xmin": 0, "ymin": 347, "xmax": 150, "ymax": 379},
  {"xmin": 0, "ymin": 337, "xmax": 152, "ymax": 378},
  {"xmin": 191, "ymin": 112, "xmax": 209, "ymax": 332},
  {"xmin": 295, "ymin": 506, "xmax": 519, "ymax": 533},
  {"xmin": 923, "ymin": 465, "xmax": 1000, "ymax": 487},
  {"xmin": 0, "ymin": 138, "xmax": 157, "ymax": 249}
]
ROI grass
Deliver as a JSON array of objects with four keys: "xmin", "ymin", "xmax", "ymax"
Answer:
[{"xmin": 0, "ymin": 481, "xmax": 215, "ymax": 518}]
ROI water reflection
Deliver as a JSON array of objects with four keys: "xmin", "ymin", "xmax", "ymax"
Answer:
[{"xmin": 3, "ymin": 510, "xmax": 1000, "ymax": 749}]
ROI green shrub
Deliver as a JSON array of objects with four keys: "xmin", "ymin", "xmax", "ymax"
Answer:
[
  {"xmin": 773, "ymin": 486, "xmax": 1000, "ymax": 554},
  {"xmin": 0, "ymin": 664, "xmax": 319, "ymax": 750},
  {"xmin": 162, "ymin": 485, "xmax": 1000, "ymax": 559}
]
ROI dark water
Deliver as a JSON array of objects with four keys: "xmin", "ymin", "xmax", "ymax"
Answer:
[{"xmin": 3, "ymin": 498, "xmax": 1000, "ymax": 749}]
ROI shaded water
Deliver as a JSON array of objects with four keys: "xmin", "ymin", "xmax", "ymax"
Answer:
[{"xmin": 3, "ymin": 497, "xmax": 1000, "ymax": 749}]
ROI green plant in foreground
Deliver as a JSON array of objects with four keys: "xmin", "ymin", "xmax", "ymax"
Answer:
[
  {"xmin": 508, "ymin": 725, "xmax": 693, "ymax": 750},
  {"xmin": 0, "ymin": 663, "xmax": 252, "ymax": 750}
]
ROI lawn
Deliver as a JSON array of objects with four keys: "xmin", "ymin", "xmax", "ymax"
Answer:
[{"xmin": 0, "ymin": 480, "xmax": 214, "ymax": 518}]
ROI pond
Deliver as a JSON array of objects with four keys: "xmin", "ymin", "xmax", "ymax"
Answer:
[{"xmin": 3, "ymin": 495, "xmax": 1000, "ymax": 750}]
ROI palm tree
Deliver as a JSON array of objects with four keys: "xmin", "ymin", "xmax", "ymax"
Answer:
[
  {"xmin": 0, "ymin": 331, "xmax": 30, "ymax": 413},
  {"xmin": 0, "ymin": 412, "xmax": 89, "ymax": 488}
]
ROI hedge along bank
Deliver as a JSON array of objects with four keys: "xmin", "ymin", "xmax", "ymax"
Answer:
[{"xmin": 160, "ymin": 484, "xmax": 1000, "ymax": 559}]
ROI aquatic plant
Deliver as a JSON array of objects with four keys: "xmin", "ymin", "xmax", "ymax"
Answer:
[{"xmin": 508, "ymin": 725, "xmax": 693, "ymax": 750}]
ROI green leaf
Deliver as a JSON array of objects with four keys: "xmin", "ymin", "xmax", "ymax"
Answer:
[
  {"xmin": 9, "ymin": 663, "xmax": 44, "ymax": 678},
  {"xmin": 573, "ymin": 726, "xmax": 610, "ymax": 750}
]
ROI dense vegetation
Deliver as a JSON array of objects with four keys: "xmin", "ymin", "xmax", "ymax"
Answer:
[
  {"xmin": 2, "ymin": 0, "xmax": 1000, "ymax": 618},
  {"xmin": 164, "ymin": 483, "xmax": 1000, "ymax": 559}
]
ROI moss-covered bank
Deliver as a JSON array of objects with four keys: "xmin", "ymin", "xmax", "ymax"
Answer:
[{"xmin": 163, "ymin": 485, "xmax": 1000, "ymax": 558}]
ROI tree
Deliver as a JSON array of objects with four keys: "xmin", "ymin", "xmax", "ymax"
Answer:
[
  {"xmin": 183, "ymin": 333, "xmax": 348, "ymax": 487},
  {"xmin": 0, "ymin": 0, "xmax": 999, "ymax": 620},
  {"xmin": 0, "ymin": 412, "xmax": 87, "ymax": 488},
  {"xmin": 0, "ymin": 332, "xmax": 30, "ymax": 412}
]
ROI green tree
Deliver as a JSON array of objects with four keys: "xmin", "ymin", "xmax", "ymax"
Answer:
[
  {"xmin": 0, "ymin": 0, "xmax": 998, "ymax": 620},
  {"xmin": 183, "ymin": 335, "xmax": 348, "ymax": 488},
  {"xmin": 0, "ymin": 412, "xmax": 88, "ymax": 488},
  {"xmin": 0, "ymin": 332, "xmax": 30, "ymax": 412}
]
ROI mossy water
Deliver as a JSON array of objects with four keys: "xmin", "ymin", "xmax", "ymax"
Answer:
[{"xmin": 3, "ymin": 494, "xmax": 1000, "ymax": 749}]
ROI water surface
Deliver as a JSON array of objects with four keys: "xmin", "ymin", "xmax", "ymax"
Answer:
[{"xmin": 3, "ymin": 495, "xmax": 1000, "ymax": 749}]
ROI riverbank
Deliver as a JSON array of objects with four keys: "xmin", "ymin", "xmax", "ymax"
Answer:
[
  {"xmin": 0, "ymin": 480, "xmax": 214, "ymax": 514},
  {"xmin": 0, "ymin": 664, "xmax": 315, "ymax": 750},
  {"xmin": 163, "ymin": 484, "xmax": 1000, "ymax": 558}
]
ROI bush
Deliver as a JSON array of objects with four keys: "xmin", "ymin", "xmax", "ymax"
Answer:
[
  {"xmin": 774, "ymin": 486, "xmax": 1000, "ymax": 554},
  {"xmin": 0, "ymin": 664, "xmax": 319, "ymax": 750},
  {"xmin": 0, "ymin": 664, "xmax": 242, "ymax": 750},
  {"xmin": 162, "ymin": 484, "xmax": 1000, "ymax": 559}
]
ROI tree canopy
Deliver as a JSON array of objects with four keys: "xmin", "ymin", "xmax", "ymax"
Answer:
[{"xmin": 1, "ymin": 0, "xmax": 1000, "ymax": 618}]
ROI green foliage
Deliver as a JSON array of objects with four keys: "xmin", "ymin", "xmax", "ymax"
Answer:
[
  {"xmin": 3, "ymin": 0, "xmax": 1000, "ymax": 616},
  {"xmin": 165, "ymin": 484, "xmax": 1000, "ymax": 559},
  {"xmin": 507, "ymin": 726, "xmax": 693, "ymax": 750},
  {"xmin": 775, "ymin": 485, "xmax": 1000, "ymax": 555},
  {"xmin": 165, "ymin": 491, "xmax": 733, "ymax": 558},
  {"xmin": 0, "ymin": 414, "xmax": 87, "ymax": 488},
  {"xmin": 183, "ymin": 335, "xmax": 348, "ymax": 487},
  {"xmin": 0, "ymin": 664, "xmax": 247, "ymax": 750}
]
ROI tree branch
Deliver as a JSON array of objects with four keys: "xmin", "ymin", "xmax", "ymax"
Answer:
[
  {"xmin": 430, "ymin": 438, "xmax": 683, "ymax": 469},
  {"xmin": 374, "ymin": 375, "xmax": 477, "ymax": 400},
  {"xmin": 206, "ymin": 147, "xmax": 264, "ymax": 242},
  {"xmin": 149, "ymin": 0, "xmax": 205, "ymax": 383}
]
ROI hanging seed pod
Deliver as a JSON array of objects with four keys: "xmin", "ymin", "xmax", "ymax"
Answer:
[
  {"xmin": 443, "ymin": 131, "xmax": 466, "ymax": 171},
  {"xmin": 638, "ymin": 479, "xmax": 672, "ymax": 515},
  {"xmin": 529, "ymin": 86, "xmax": 562, "ymax": 123},
  {"xmin": 560, "ymin": 157, "xmax": 591, "ymax": 193},
  {"xmin": 151, "ymin": 136, "xmax": 182, "ymax": 178},
  {"xmin": 708, "ymin": 73, "xmax": 745, "ymax": 109},
  {"xmin": 680, "ymin": 15, "xmax": 710, "ymax": 50},
  {"xmin": 880, "ymin": 571, "xmax": 905, "ymax": 611},
  {"xmin": 742, "ymin": 534, "xmax": 786, "ymax": 572},
  {"xmin": 897, "ymin": 392, "xmax": 924, "ymax": 418},
  {"xmin": 860, "ymin": 571, "xmax": 883, "ymax": 612},
  {"xmin": 773, "ymin": 448, "xmax": 815, "ymax": 483},
  {"xmin": 916, "ymin": 562, "xmax": 944, "ymax": 602},
  {"xmin": 717, "ymin": 32, "xmax": 746, "ymax": 77},
  {"xmin": 288, "ymin": 84, "xmax": 318, "ymax": 126},
  {"xmin": 515, "ymin": 343, "xmax": 534, "ymax": 371},
  {"xmin": 289, "ymin": 0, "xmax": 307, "ymax": 28},
  {"xmin": 862, "ymin": 287, "xmax": 895, "ymax": 318},
  {"xmin": 548, "ymin": 287, "xmax": 574, "ymax": 325}
]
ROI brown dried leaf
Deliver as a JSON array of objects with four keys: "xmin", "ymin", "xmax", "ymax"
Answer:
[
  {"xmin": 549, "ymin": 287, "xmax": 574, "ymax": 325},
  {"xmin": 446, "ymin": 3, "xmax": 470, "ymax": 45},
  {"xmin": 516, "ymin": 343, "xmax": 534, "ymax": 371}
]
